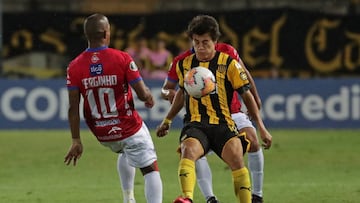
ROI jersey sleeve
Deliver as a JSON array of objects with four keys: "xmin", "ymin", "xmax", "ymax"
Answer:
[
  {"xmin": 227, "ymin": 59, "xmax": 250, "ymax": 94},
  {"xmin": 66, "ymin": 62, "xmax": 80, "ymax": 90},
  {"xmin": 176, "ymin": 62, "xmax": 185, "ymax": 89},
  {"xmin": 123, "ymin": 52, "xmax": 142, "ymax": 85},
  {"xmin": 167, "ymin": 58, "xmax": 179, "ymax": 83},
  {"xmin": 227, "ymin": 45, "xmax": 240, "ymax": 62}
]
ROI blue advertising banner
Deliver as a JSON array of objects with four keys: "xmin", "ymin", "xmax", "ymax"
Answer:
[{"xmin": 0, "ymin": 79, "xmax": 359, "ymax": 129}]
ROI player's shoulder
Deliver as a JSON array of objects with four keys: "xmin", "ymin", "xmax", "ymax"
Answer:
[
  {"xmin": 68, "ymin": 51, "xmax": 87, "ymax": 68},
  {"xmin": 174, "ymin": 49, "xmax": 193, "ymax": 62},
  {"xmin": 216, "ymin": 42, "xmax": 233, "ymax": 49},
  {"xmin": 105, "ymin": 48, "xmax": 135, "ymax": 65},
  {"xmin": 216, "ymin": 43, "xmax": 240, "ymax": 61},
  {"xmin": 107, "ymin": 48, "xmax": 131, "ymax": 58}
]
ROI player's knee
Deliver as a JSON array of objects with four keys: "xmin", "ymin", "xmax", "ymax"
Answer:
[
  {"xmin": 140, "ymin": 160, "xmax": 159, "ymax": 176},
  {"xmin": 180, "ymin": 139, "xmax": 203, "ymax": 161},
  {"xmin": 249, "ymin": 139, "xmax": 261, "ymax": 152},
  {"xmin": 241, "ymin": 129, "xmax": 260, "ymax": 152},
  {"xmin": 221, "ymin": 139, "xmax": 246, "ymax": 169}
]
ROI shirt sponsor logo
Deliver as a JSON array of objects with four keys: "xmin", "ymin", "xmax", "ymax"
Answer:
[
  {"xmin": 108, "ymin": 126, "xmax": 122, "ymax": 134},
  {"xmin": 95, "ymin": 118, "xmax": 120, "ymax": 127},
  {"xmin": 90, "ymin": 64, "xmax": 103, "ymax": 76}
]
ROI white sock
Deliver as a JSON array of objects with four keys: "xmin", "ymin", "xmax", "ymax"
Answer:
[
  {"xmin": 248, "ymin": 149, "xmax": 264, "ymax": 197},
  {"xmin": 196, "ymin": 156, "xmax": 214, "ymax": 200},
  {"xmin": 144, "ymin": 171, "xmax": 163, "ymax": 203},
  {"xmin": 117, "ymin": 154, "xmax": 136, "ymax": 203}
]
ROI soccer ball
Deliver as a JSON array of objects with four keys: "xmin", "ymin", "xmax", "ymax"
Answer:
[{"xmin": 184, "ymin": 66, "xmax": 216, "ymax": 98}]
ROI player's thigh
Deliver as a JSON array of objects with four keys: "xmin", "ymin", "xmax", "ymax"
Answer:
[
  {"xmin": 240, "ymin": 127, "xmax": 260, "ymax": 152},
  {"xmin": 221, "ymin": 137, "xmax": 246, "ymax": 170},
  {"xmin": 232, "ymin": 112, "xmax": 260, "ymax": 151},
  {"xmin": 123, "ymin": 123, "xmax": 157, "ymax": 168},
  {"xmin": 232, "ymin": 112, "xmax": 255, "ymax": 133},
  {"xmin": 180, "ymin": 124, "xmax": 210, "ymax": 157}
]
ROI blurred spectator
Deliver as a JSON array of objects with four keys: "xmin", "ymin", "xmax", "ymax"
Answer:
[
  {"xmin": 125, "ymin": 35, "xmax": 151, "ymax": 77},
  {"xmin": 174, "ymin": 31, "xmax": 192, "ymax": 54},
  {"xmin": 143, "ymin": 37, "xmax": 173, "ymax": 80}
]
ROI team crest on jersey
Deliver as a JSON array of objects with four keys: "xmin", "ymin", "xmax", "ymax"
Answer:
[
  {"xmin": 129, "ymin": 61, "xmax": 138, "ymax": 71},
  {"xmin": 217, "ymin": 65, "xmax": 227, "ymax": 73},
  {"xmin": 90, "ymin": 64, "xmax": 103, "ymax": 76},
  {"xmin": 91, "ymin": 54, "xmax": 100, "ymax": 63},
  {"xmin": 240, "ymin": 71, "xmax": 248, "ymax": 81}
]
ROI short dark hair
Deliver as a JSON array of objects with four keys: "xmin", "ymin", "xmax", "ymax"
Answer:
[
  {"xmin": 84, "ymin": 13, "xmax": 108, "ymax": 41},
  {"xmin": 187, "ymin": 15, "xmax": 221, "ymax": 41}
]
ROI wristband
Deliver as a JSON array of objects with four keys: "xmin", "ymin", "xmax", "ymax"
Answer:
[
  {"xmin": 163, "ymin": 118, "xmax": 172, "ymax": 125},
  {"xmin": 161, "ymin": 88, "xmax": 170, "ymax": 96}
]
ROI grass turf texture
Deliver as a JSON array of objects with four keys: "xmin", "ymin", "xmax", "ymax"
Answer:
[{"xmin": 0, "ymin": 129, "xmax": 359, "ymax": 203}]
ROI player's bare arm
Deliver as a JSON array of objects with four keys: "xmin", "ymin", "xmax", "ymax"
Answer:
[
  {"xmin": 131, "ymin": 80, "xmax": 154, "ymax": 108},
  {"xmin": 241, "ymin": 90, "xmax": 272, "ymax": 149},
  {"xmin": 65, "ymin": 89, "xmax": 83, "ymax": 166},
  {"xmin": 156, "ymin": 89, "xmax": 185, "ymax": 137},
  {"xmin": 240, "ymin": 59, "xmax": 262, "ymax": 110}
]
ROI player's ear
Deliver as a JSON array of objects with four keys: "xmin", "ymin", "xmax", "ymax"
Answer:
[{"xmin": 103, "ymin": 31, "xmax": 106, "ymax": 39}]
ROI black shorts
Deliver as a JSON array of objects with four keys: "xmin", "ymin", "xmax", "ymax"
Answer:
[{"xmin": 180, "ymin": 122, "xmax": 250, "ymax": 158}]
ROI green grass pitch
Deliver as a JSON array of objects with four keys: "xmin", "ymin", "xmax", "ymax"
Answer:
[{"xmin": 0, "ymin": 129, "xmax": 359, "ymax": 203}]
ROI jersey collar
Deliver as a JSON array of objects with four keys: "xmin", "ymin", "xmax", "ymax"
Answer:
[{"xmin": 86, "ymin": 46, "xmax": 108, "ymax": 52}]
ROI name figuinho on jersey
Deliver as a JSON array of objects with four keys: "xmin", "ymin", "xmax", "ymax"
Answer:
[{"xmin": 82, "ymin": 75, "xmax": 117, "ymax": 89}]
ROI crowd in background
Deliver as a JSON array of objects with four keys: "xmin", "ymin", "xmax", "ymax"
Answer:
[
  {"xmin": 125, "ymin": 35, "xmax": 173, "ymax": 80},
  {"xmin": 3, "ymin": 0, "xmax": 360, "ymax": 79}
]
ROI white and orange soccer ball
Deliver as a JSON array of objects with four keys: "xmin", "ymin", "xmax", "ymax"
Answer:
[{"xmin": 184, "ymin": 66, "xmax": 216, "ymax": 98}]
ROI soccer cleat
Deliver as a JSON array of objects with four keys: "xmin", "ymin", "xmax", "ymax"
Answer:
[
  {"xmin": 206, "ymin": 196, "xmax": 220, "ymax": 203},
  {"xmin": 173, "ymin": 196, "xmax": 193, "ymax": 203},
  {"xmin": 252, "ymin": 194, "xmax": 264, "ymax": 203}
]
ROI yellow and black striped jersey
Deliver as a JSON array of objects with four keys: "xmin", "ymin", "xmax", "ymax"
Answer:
[{"xmin": 176, "ymin": 51, "xmax": 250, "ymax": 126}]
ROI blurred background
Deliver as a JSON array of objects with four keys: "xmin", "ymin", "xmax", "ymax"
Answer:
[{"xmin": 1, "ymin": 0, "xmax": 360, "ymax": 129}]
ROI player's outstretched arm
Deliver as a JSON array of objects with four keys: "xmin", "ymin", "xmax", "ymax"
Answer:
[
  {"xmin": 241, "ymin": 90, "xmax": 272, "ymax": 149},
  {"xmin": 65, "ymin": 89, "xmax": 83, "ymax": 166},
  {"xmin": 156, "ymin": 89, "xmax": 185, "ymax": 137},
  {"xmin": 131, "ymin": 80, "xmax": 154, "ymax": 108}
]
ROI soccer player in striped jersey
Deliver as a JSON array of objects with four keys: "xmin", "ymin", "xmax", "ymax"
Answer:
[
  {"xmin": 160, "ymin": 32, "xmax": 266, "ymax": 203},
  {"xmin": 65, "ymin": 13, "xmax": 162, "ymax": 203},
  {"xmin": 156, "ymin": 15, "xmax": 272, "ymax": 203}
]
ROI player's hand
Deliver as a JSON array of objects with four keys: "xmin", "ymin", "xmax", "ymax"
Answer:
[
  {"xmin": 259, "ymin": 128, "xmax": 272, "ymax": 150},
  {"xmin": 144, "ymin": 95, "xmax": 154, "ymax": 108},
  {"xmin": 156, "ymin": 118, "xmax": 172, "ymax": 137},
  {"xmin": 64, "ymin": 139, "xmax": 83, "ymax": 166}
]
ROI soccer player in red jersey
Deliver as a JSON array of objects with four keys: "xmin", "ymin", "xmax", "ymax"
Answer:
[
  {"xmin": 157, "ymin": 16, "xmax": 271, "ymax": 203},
  {"xmin": 64, "ymin": 13, "xmax": 162, "ymax": 203},
  {"xmin": 160, "ymin": 42, "xmax": 267, "ymax": 203}
]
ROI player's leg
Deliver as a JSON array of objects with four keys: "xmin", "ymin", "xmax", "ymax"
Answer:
[
  {"xmin": 221, "ymin": 136, "xmax": 251, "ymax": 203},
  {"xmin": 175, "ymin": 127, "xmax": 207, "ymax": 202},
  {"xmin": 117, "ymin": 153, "xmax": 136, "ymax": 203},
  {"xmin": 195, "ymin": 156, "xmax": 219, "ymax": 202},
  {"xmin": 242, "ymin": 127, "xmax": 264, "ymax": 202},
  {"xmin": 140, "ymin": 161, "xmax": 162, "ymax": 203},
  {"xmin": 125, "ymin": 122, "xmax": 163, "ymax": 203},
  {"xmin": 232, "ymin": 112, "xmax": 264, "ymax": 202}
]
